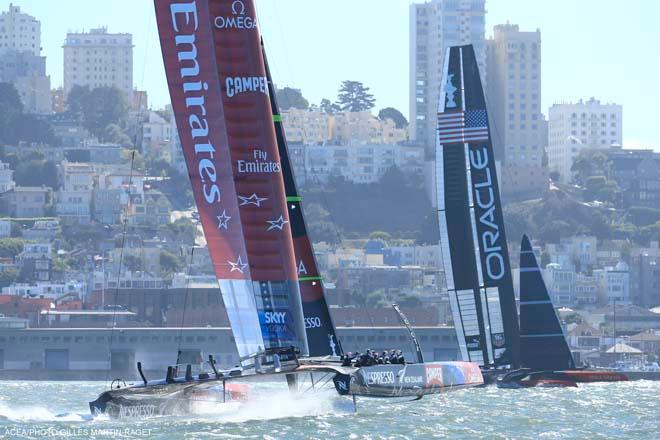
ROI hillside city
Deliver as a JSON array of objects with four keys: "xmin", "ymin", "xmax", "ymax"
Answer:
[{"xmin": 0, "ymin": 1, "xmax": 658, "ymax": 375}]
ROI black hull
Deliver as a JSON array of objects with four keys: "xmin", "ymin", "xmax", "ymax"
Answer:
[
  {"xmin": 90, "ymin": 391, "xmax": 195, "ymax": 418},
  {"xmin": 495, "ymin": 368, "xmax": 630, "ymax": 388},
  {"xmin": 334, "ymin": 361, "xmax": 483, "ymax": 398},
  {"xmin": 89, "ymin": 377, "xmax": 248, "ymax": 419}
]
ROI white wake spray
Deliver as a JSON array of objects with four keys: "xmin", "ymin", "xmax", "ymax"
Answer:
[
  {"xmin": 190, "ymin": 387, "xmax": 354, "ymax": 423},
  {"xmin": 0, "ymin": 402, "xmax": 93, "ymax": 422}
]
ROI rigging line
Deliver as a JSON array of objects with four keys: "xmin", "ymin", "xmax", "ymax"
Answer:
[
  {"xmin": 175, "ymin": 245, "xmax": 196, "ymax": 366},
  {"xmin": 263, "ymin": 4, "xmax": 343, "ymax": 246},
  {"xmin": 105, "ymin": 148, "xmax": 137, "ymax": 387},
  {"xmin": 104, "ymin": 13, "xmax": 151, "ymax": 387}
]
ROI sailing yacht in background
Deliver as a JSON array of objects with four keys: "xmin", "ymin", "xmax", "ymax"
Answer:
[
  {"xmin": 435, "ymin": 46, "xmax": 629, "ymax": 386},
  {"xmin": 435, "ymin": 45, "xmax": 520, "ymax": 378},
  {"xmin": 498, "ymin": 235, "xmax": 628, "ymax": 387}
]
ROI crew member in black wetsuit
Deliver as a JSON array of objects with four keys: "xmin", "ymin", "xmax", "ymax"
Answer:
[
  {"xmin": 381, "ymin": 351, "xmax": 389, "ymax": 364},
  {"xmin": 341, "ymin": 352, "xmax": 352, "ymax": 367},
  {"xmin": 389, "ymin": 349, "xmax": 397, "ymax": 364}
]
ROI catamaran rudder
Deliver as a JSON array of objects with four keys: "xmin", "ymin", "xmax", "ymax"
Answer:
[{"xmin": 436, "ymin": 45, "xmax": 520, "ymax": 372}]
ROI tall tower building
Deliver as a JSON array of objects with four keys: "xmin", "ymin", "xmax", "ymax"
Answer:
[
  {"xmin": 63, "ymin": 27, "xmax": 133, "ymax": 101},
  {"xmin": 548, "ymin": 98, "xmax": 622, "ymax": 183},
  {"xmin": 486, "ymin": 23, "xmax": 546, "ymax": 199},
  {"xmin": 0, "ymin": 3, "xmax": 41, "ymax": 56},
  {"xmin": 409, "ymin": 0, "xmax": 486, "ymax": 150},
  {"xmin": 0, "ymin": 3, "xmax": 50, "ymax": 113}
]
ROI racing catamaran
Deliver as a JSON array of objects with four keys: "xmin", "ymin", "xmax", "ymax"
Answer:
[
  {"xmin": 498, "ymin": 235, "xmax": 627, "ymax": 387},
  {"xmin": 89, "ymin": 1, "xmax": 483, "ymax": 417},
  {"xmin": 435, "ymin": 45, "xmax": 520, "ymax": 379}
]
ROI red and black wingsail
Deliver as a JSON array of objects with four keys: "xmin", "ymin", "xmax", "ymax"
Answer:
[
  {"xmin": 436, "ymin": 45, "xmax": 520, "ymax": 369},
  {"xmin": 155, "ymin": 0, "xmax": 308, "ymax": 361},
  {"xmin": 261, "ymin": 41, "xmax": 342, "ymax": 357},
  {"xmin": 519, "ymin": 234, "xmax": 575, "ymax": 370}
]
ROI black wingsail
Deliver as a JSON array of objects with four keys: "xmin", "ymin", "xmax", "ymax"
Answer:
[
  {"xmin": 519, "ymin": 235, "xmax": 575, "ymax": 370},
  {"xmin": 261, "ymin": 41, "xmax": 342, "ymax": 357},
  {"xmin": 436, "ymin": 45, "xmax": 520, "ymax": 369}
]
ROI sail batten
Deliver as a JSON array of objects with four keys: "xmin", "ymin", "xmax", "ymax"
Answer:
[
  {"xmin": 519, "ymin": 234, "xmax": 575, "ymax": 370},
  {"xmin": 436, "ymin": 45, "xmax": 520, "ymax": 369}
]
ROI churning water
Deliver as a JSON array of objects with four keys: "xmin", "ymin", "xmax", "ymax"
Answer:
[{"xmin": 0, "ymin": 380, "xmax": 658, "ymax": 439}]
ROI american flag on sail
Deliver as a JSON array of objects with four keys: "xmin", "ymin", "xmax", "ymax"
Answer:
[{"xmin": 438, "ymin": 109, "xmax": 489, "ymax": 144}]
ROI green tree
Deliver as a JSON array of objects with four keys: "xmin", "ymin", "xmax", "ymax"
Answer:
[
  {"xmin": 319, "ymin": 98, "xmax": 340, "ymax": 114},
  {"xmin": 0, "ymin": 238, "xmax": 25, "ymax": 258},
  {"xmin": 14, "ymin": 160, "xmax": 58, "ymax": 189},
  {"xmin": 378, "ymin": 107, "xmax": 408, "ymax": 129},
  {"xmin": 123, "ymin": 255, "xmax": 143, "ymax": 272},
  {"xmin": 416, "ymin": 210, "xmax": 439, "ymax": 244},
  {"xmin": 105, "ymin": 123, "xmax": 133, "ymax": 147},
  {"xmin": 564, "ymin": 312, "xmax": 584, "ymax": 325},
  {"xmin": 121, "ymin": 149, "xmax": 145, "ymax": 171},
  {"xmin": 310, "ymin": 221, "xmax": 342, "ymax": 244},
  {"xmin": 9, "ymin": 114, "xmax": 57, "ymax": 145},
  {"xmin": 145, "ymin": 153, "xmax": 172, "ymax": 177},
  {"xmin": 627, "ymin": 207, "xmax": 660, "ymax": 227},
  {"xmin": 160, "ymin": 250, "xmax": 183, "ymax": 273},
  {"xmin": 80, "ymin": 87, "xmax": 128, "ymax": 139},
  {"xmin": 397, "ymin": 294, "xmax": 421, "ymax": 308},
  {"xmin": 571, "ymin": 150, "xmax": 611, "ymax": 186},
  {"xmin": 336, "ymin": 80, "xmax": 375, "ymax": 112},
  {"xmin": 0, "ymin": 82, "xmax": 24, "ymax": 143},
  {"xmin": 275, "ymin": 87, "xmax": 309, "ymax": 110},
  {"xmin": 66, "ymin": 84, "xmax": 90, "ymax": 114},
  {"xmin": 365, "ymin": 290, "xmax": 387, "ymax": 307},
  {"xmin": 164, "ymin": 218, "xmax": 199, "ymax": 244},
  {"xmin": 0, "ymin": 267, "xmax": 19, "ymax": 288},
  {"xmin": 538, "ymin": 220, "xmax": 572, "ymax": 243},
  {"xmin": 369, "ymin": 231, "xmax": 392, "ymax": 243}
]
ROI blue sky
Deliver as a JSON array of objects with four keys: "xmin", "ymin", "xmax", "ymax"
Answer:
[{"xmin": 9, "ymin": 0, "xmax": 660, "ymax": 148}]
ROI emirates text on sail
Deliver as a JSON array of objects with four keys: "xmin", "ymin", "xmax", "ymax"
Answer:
[{"xmin": 170, "ymin": 2, "xmax": 221, "ymax": 204}]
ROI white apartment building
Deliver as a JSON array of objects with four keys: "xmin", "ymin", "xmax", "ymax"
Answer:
[
  {"xmin": 280, "ymin": 109, "xmax": 407, "ymax": 146},
  {"xmin": 385, "ymin": 245, "xmax": 442, "ymax": 268},
  {"xmin": 141, "ymin": 111, "xmax": 171, "ymax": 155},
  {"xmin": 63, "ymin": 27, "xmax": 133, "ymax": 100},
  {"xmin": 548, "ymin": 98, "xmax": 622, "ymax": 183},
  {"xmin": 0, "ymin": 219, "xmax": 10, "ymax": 237},
  {"xmin": 55, "ymin": 162, "xmax": 95, "ymax": 224},
  {"xmin": 2, "ymin": 281, "xmax": 87, "ymax": 300},
  {"xmin": 486, "ymin": 23, "xmax": 546, "ymax": 198},
  {"xmin": 169, "ymin": 118, "xmax": 187, "ymax": 175},
  {"xmin": 280, "ymin": 108, "xmax": 332, "ymax": 145},
  {"xmin": 291, "ymin": 143, "xmax": 425, "ymax": 185},
  {"xmin": 546, "ymin": 235, "xmax": 598, "ymax": 271},
  {"xmin": 409, "ymin": 0, "xmax": 486, "ymax": 148},
  {"xmin": 0, "ymin": 161, "xmax": 15, "ymax": 193},
  {"xmin": 595, "ymin": 262, "xmax": 631, "ymax": 305},
  {"xmin": 332, "ymin": 111, "xmax": 408, "ymax": 145},
  {"xmin": 0, "ymin": 4, "xmax": 50, "ymax": 113},
  {"xmin": 0, "ymin": 4, "xmax": 40, "ymax": 56}
]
